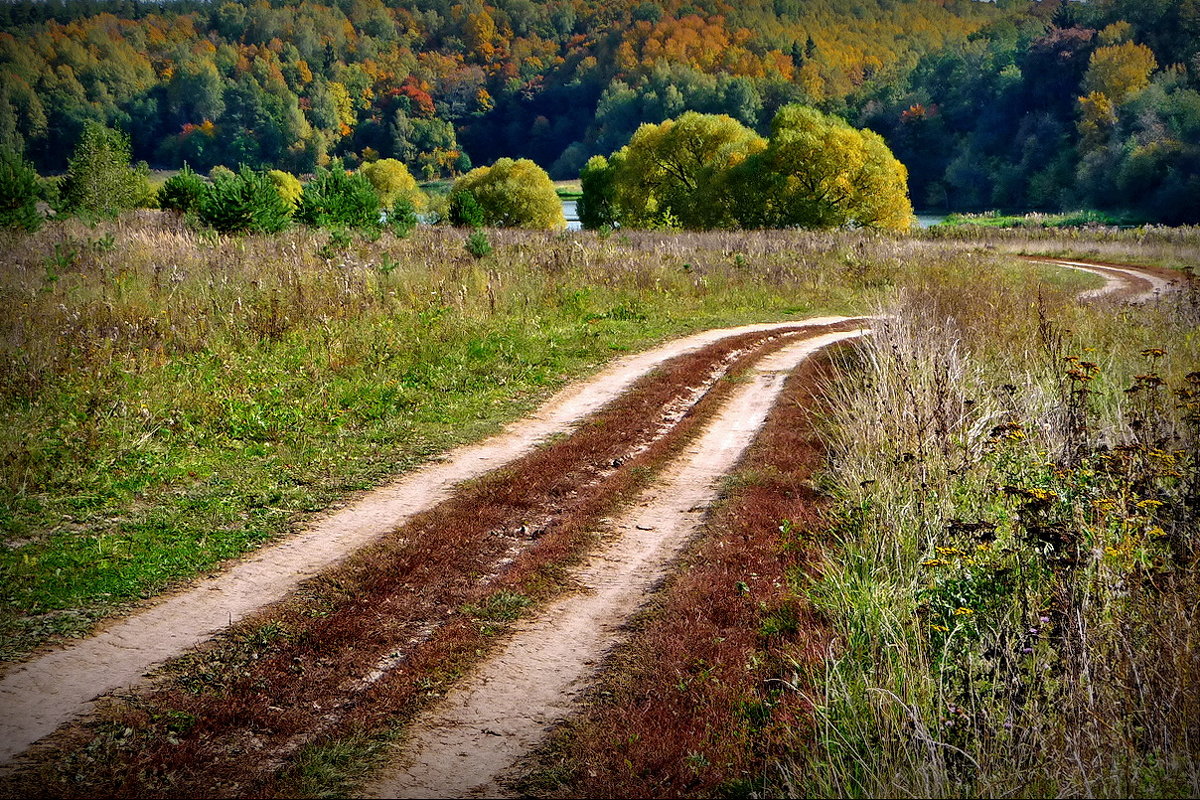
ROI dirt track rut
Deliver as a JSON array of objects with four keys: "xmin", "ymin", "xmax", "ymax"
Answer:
[{"xmin": 366, "ymin": 330, "xmax": 868, "ymax": 799}]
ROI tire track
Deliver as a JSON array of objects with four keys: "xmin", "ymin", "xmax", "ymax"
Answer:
[
  {"xmin": 1022, "ymin": 256, "xmax": 1181, "ymax": 303},
  {"xmin": 364, "ymin": 330, "xmax": 868, "ymax": 800},
  {"xmin": 0, "ymin": 317, "xmax": 862, "ymax": 766}
]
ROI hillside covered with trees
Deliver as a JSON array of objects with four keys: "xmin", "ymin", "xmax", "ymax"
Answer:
[{"xmin": 1, "ymin": 0, "xmax": 1197, "ymax": 221}]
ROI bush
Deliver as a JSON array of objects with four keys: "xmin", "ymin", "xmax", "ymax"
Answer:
[
  {"xmin": 451, "ymin": 158, "xmax": 565, "ymax": 229},
  {"xmin": 387, "ymin": 197, "xmax": 418, "ymax": 238},
  {"xmin": 448, "ymin": 190, "xmax": 485, "ymax": 228},
  {"xmin": 196, "ymin": 166, "xmax": 291, "ymax": 233},
  {"xmin": 159, "ymin": 164, "xmax": 207, "ymax": 214},
  {"xmin": 61, "ymin": 122, "xmax": 152, "ymax": 217},
  {"xmin": 0, "ymin": 147, "xmax": 43, "ymax": 232},
  {"xmin": 267, "ymin": 169, "xmax": 303, "ymax": 213},
  {"xmin": 295, "ymin": 165, "xmax": 381, "ymax": 230},
  {"xmin": 360, "ymin": 158, "xmax": 425, "ymax": 211},
  {"xmin": 464, "ymin": 228, "xmax": 493, "ymax": 259}
]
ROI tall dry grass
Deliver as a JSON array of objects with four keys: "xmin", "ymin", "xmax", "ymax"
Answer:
[{"xmin": 804, "ymin": 259, "xmax": 1200, "ymax": 796}]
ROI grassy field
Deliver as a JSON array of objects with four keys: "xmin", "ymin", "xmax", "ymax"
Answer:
[
  {"xmin": 1, "ymin": 214, "xmax": 980, "ymax": 661},
  {"xmin": 1, "ymin": 214, "xmax": 1196, "ymax": 797},
  {"xmin": 802, "ymin": 252, "xmax": 1200, "ymax": 796},
  {"xmin": 937, "ymin": 210, "xmax": 1133, "ymax": 229}
]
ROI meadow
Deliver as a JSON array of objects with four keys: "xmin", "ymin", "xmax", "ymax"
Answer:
[{"xmin": 1, "ymin": 214, "xmax": 1197, "ymax": 797}]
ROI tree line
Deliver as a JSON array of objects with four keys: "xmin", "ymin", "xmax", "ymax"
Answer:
[{"xmin": 1, "ymin": 0, "xmax": 1197, "ymax": 221}]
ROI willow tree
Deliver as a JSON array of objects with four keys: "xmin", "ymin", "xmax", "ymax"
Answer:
[
  {"xmin": 601, "ymin": 112, "xmax": 766, "ymax": 229},
  {"xmin": 452, "ymin": 157, "xmax": 564, "ymax": 229},
  {"xmin": 733, "ymin": 105, "xmax": 912, "ymax": 231}
]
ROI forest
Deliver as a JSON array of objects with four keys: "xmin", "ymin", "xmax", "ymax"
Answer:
[{"xmin": 0, "ymin": 0, "xmax": 1198, "ymax": 221}]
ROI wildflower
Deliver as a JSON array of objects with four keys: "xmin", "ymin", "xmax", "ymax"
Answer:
[
  {"xmin": 1135, "ymin": 499, "xmax": 1164, "ymax": 510},
  {"xmin": 935, "ymin": 546, "xmax": 964, "ymax": 556},
  {"xmin": 922, "ymin": 559, "xmax": 945, "ymax": 568},
  {"xmin": 931, "ymin": 624, "xmax": 949, "ymax": 633},
  {"xmin": 953, "ymin": 607, "xmax": 974, "ymax": 616},
  {"xmin": 1140, "ymin": 348, "xmax": 1166, "ymax": 358}
]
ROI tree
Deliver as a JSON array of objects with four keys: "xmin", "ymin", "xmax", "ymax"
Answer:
[
  {"xmin": 267, "ymin": 169, "xmax": 303, "ymax": 212},
  {"xmin": 62, "ymin": 122, "xmax": 151, "ymax": 216},
  {"xmin": 578, "ymin": 154, "xmax": 620, "ymax": 229},
  {"xmin": 732, "ymin": 105, "xmax": 912, "ymax": 231},
  {"xmin": 1083, "ymin": 42, "xmax": 1158, "ymax": 105},
  {"xmin": 360, "ymin": 158, "xmax": 425, "ymax": 211},
  {"xmin": 452, "ymin": 158, "xmax": 564, "ymax": 229},
  {"xmin": 0, "ymin": 147, "xmax": 42, "ymax": 231},
  {"xmin": 605, "ymin": 112, "xmax": 765, "ymax": 229},
  {"xmin": 296, "ymin": 164, "xmax": 381, "ymax": 230},
  {"xmin": 159, "ymin": 163, "xmax": 207, "ymax": 214},
  {"xmin": 197, "ymin": 166, "xmax": 291, "ymax": 233}
]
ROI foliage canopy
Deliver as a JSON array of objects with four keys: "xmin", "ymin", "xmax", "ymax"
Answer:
[
  {"xmin": 197, "ymin": 166, "xmax": 291, "ymax": 234},
  {"xmin": 582, "ymin": 108, "xmax": 912, "ymax": 231},
  {"xmin": 0, "ymin": 147, "xmax": 43, "ymax": 232},
  {"xmin": 452, "ymin": 158, "xmax": 564, "ymax": 229}
]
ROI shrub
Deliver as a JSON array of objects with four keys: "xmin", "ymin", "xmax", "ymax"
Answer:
[
  {"xmin": 387, "ymin": 197, "xmax": 418, "ymax": 238},
  {"xmin": 159, "ymin": 164, "xmax": 207, "ymax": 214},
  {"xmin": 267, "ymin": 169, "xmax": 303, "ymax": 213},
  {"xmin": 295, "ymin": 165, "xmax": 381, "ymax": 230},
  {"xmin": 61, "ymin": 122, "xmax": 152, "ymax": 217},
  {"xmin": 448, "ymin": 190, "xmax": 485, "ymax": 228},
  {"xmin": 360, "ymin": 158, "xmax": 426, "ymax": 211},
  {"xmin": 464, "ymin": 228, "xmax": 493, "ymax": 259},
  {"xmin": 0, "ymin": 147, "xmax": 43, "ymax": 232},
  {"xmin": 451, "ymin": 158, "xmax": 565, "ymax": 229},
  {"xmin": 196, "ymin": 166, "xmax": 291, "ymax": 233},
  {"xmin": 208, "ymin": 165, "xmax": 235, "ymax": 182}
]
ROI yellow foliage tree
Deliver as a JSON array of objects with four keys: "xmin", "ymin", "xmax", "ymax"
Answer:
[
  {"xmin": 1083, "ymin": 42, "xmax": 1157, "ymax": 105},
  {"xmin": 267, "ymin": 169, "xmax": 303, "ymax": 212},
  {"xmin": 360, "ymin": 158, "xmax": 425, "ymax": 210},
  {"xmin": 453, "ymin": 157, "xmax": 564, "ymax": 229},
  {"xmin": 609, "ymin": 112, "xmax": 766, "ymax": 229},
  {"xmin": 728, "ymin": 105, "xmax": 912, "ymax": 230},
  {"xmin": 1077, "ymin": 91, "xmax": 1118, "ymax": 150}
]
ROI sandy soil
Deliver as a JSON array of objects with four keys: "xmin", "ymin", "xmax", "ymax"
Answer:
[
  {"xmin": 364, "ymin": 330, "xmax": 868, "ymax": 800},
  {"xmin": 0, "ymin": 317, "xmax": 863, "ymax": 765},
  {"xmin": 1029, "ymin": 257, "xmax": 1182, "ymax": 303}
]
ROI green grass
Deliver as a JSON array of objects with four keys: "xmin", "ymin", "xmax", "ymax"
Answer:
[
  {"xmin": 938, "ymin": 209, "xmax": 1131, "ymax": 229},
  {"xmin": 800, "ymin": 259, "xmax": 1200, "ymax": 797}
]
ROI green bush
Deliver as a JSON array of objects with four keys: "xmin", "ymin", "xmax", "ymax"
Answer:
[
  {"xmin": 464, "ymin": 228, "xmax": 492, "ymax": 259},
  {"xmin": 61, "ymin": 122, "xmax": 151, "ymax": 217},
  {"xmin": 196, "ymin": 166, "xmax": 291, "ymax": 234},
  {"xmin": 387, "ymin": 197, "xmax": 418, "ymax": 237},
  {"xmin": 448, "ymin": 190, "xmax": 485, "ymax": 228},
  {"xmin": 295, "ymin": 165, "xmax": 381, "ymax": 230},
  {"xmin": 159, "ymin": 164, "xmax": 207, "ymax": 214},
  {"xmin": 0, "ymin": 147, "xmax": 43, "ymax": 232}
]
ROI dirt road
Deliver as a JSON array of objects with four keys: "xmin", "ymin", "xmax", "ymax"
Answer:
[
  {"xmin": 0, "ymin": 318, "xmax": 860, "ymax": 766},
  {"xmin": 1022, "ymin": 256, "xmax": 1182, "ymax": 303},
  {"xmin": 365, "ymin": 330, "xmax": 866, "ymax": 799}
]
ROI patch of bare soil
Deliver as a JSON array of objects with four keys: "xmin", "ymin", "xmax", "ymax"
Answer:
[
  {"xmin": 0, "ymin": 317, "xmax": 858, "ymax": 765},
  {"xmin": 363, "ymin": 330, "xmax": 867, "ymax": 800}
]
